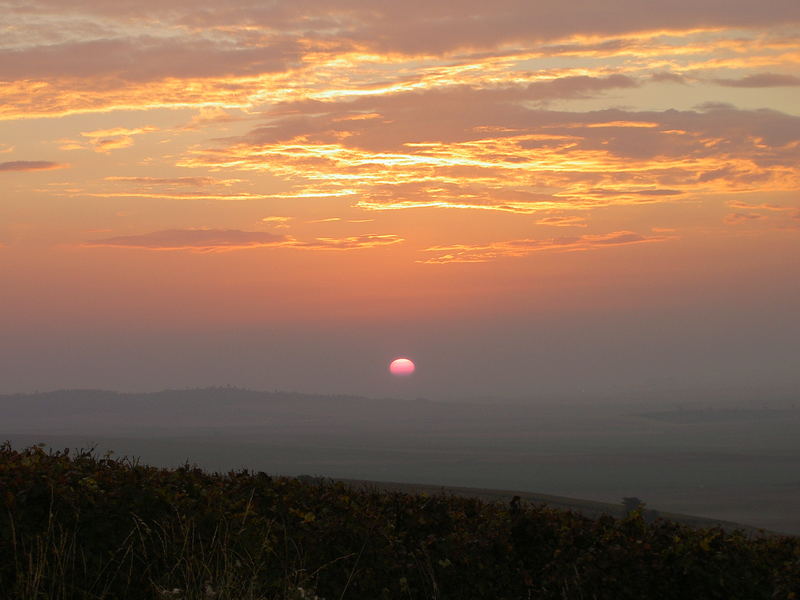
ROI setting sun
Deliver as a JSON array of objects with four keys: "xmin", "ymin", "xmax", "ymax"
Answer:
[{"xmin": 389, "ymin": 358, "xmax": 416, "ymax": 376}]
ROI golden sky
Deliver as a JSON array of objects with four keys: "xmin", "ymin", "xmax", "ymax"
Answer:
[{"xmin": 1, "ymin": 1, "xmax": 798, "ymax": 397}]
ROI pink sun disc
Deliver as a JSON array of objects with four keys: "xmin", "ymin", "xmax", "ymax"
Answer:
[{"xmin": 389, "ymin": 358, "xmax": 415, "ymax": 376}]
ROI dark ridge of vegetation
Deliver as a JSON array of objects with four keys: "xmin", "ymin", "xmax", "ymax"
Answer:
[
  {"xmin": 1, "ymin": 444, "xmax": 798, "ymax": 599},
  {"xmin": 333, "ymin": 479, "xmax": 767, "ymax": 535}
]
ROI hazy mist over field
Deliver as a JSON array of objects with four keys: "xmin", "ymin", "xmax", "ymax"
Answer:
[
  {"xmin": 2, "ymin": 306, "xmax": 798, "ymax": 400},
  {"xmin": 4, "ymin": 388, "xmax": 800, "ymax": 535}
]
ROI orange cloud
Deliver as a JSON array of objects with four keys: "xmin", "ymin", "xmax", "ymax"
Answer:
[
  {"xmin": 293, "ymin": 234, "xmax": 403, "ymax": 250},
  {"xmin": 85, "ymin": 192, "xmax": 280, "ymax": 201},
  {"xmin": 536, "ymin": 216, "xmax": 588, "ymax": 227},
  {"xmin": 79, "ymin": 126, "xmax": 159, "ymax": 153},
  {"xmin": 82, "ymin": 127, "xmax": 159, "ymax": 138},
  {"xmin": 728, "ymin": 200, "xmax": 800, "ymax": 213},
  {"xmin": 82, "ymin": 229, "xmax": 403, "ymax": 252},
  {"xmin": 104, "ymin": 176, "xmax": 239, "ymax": 187},
  {"xmin": 420, "ymin": 230, "xmax": 673, "ymax": 263},
  {"xmin": 179, "ymin": 100, "xmax": 800, "ymax": 215},
  {"xmin": 182, "ymin": 106, "xmax": 247, "ymax": 129},
  {"xmin": 83, "ymin": 229, "xmax": 290, "ymax": 252},
  {"xmin": 724, "ymin": 212, "xmax": 766, "ymax": 224},
  {"xmin": 724, "ymin": 200, "xmax": 800, "ymax": 227},
  {"xmin": 261, "ymin": 216, "xmax": 293, "ymax": 229}
]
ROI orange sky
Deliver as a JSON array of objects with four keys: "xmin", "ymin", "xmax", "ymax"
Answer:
[{"xmin": 1, "ymin": 1, "xmax": 798, "ymax": 398}]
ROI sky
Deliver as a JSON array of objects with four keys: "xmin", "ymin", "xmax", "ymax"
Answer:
[{"xmin": 1, "ymin": 0, "xmax": 799, "ymax": 400}]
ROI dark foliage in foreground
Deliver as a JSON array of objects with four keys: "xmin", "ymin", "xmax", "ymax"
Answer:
[{"xmin": 1, "ymin": 444, "xmax": 799, "ymax": 599}]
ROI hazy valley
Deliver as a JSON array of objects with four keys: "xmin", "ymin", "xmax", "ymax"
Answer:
[{"xmin": 4, "ymin": 387, "xmax": 799, "ymax": 535}]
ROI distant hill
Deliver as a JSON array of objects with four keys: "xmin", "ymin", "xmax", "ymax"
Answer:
[
  {"xmin": 638, "ymin": 408, "xmax": 794, "ymax": 424},
  {"xmin": 0, "ymin": 387, "xmax": 464, "ymax": 434}
]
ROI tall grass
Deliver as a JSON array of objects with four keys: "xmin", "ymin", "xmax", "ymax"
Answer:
[
  {"xmin": 2, "ymin": 443, "xmax": 799, "ymax": 599},
  {"xmin": 6, "ymin": 505, "xmax": 324, "ymax": 599}
]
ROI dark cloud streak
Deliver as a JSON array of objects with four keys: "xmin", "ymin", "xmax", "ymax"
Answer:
[
  {"xmin": 4, "ymin": 1, "xmax": 799, "ymax": 65},
  {"xmin": 714, "ymin": 73, "xmax": 800, "ymax": 87},
  {"xmin": 0, "ymin": 160, "xmax": 66, "ymax": 172},
  {"xmin": 0, "ymin": 36, "xmax": 302, "ymax": 81}
]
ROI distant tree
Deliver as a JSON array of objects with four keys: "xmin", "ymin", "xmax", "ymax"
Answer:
[{"xmin": 622, "ymin": 496, "xmax": 645, "ymax": 516}]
